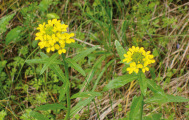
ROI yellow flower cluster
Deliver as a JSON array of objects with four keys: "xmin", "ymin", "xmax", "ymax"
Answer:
[
  {"xmin": 35, "ymin": 19, "xmax": 75, "ymax": 54},
  {"xmin": 123, "ymin": 46, "xmax": 155, "ymax": 74}
]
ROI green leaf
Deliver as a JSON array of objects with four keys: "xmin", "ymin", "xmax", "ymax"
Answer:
[
  {"xmin": 26, "ymin": 59, "xmax": 63, "ymax": 65},
  {"xmin": 65, "ymin": 58, "xmax": 86, "ymax": 76},
  {"xmin": 138, "ymin": 71, "xmax": 147, "ymax": 96},
  {"xmin": 166, "ymin": 94, "xmax": 189, "ymax": 102},
  {"xmin": 39, "ymin": 52, "xmax": 49, "ymax": 59},
  {"xmin": 40, "ymin": 53, "xmax": 59, "ymax": 75},
  {"xmin": 66, "ymin": 42, "xmax": 84, "ymax": 48},
  {"xmin": 103, "ymin": 74, "xmax": 137, "ymax": 91},
  {"xmin": 80, "ymin": 55, "xmax": 106, "ymax": 92},
  {"xmin": 80, "ymin": 68, "xmax": 95, "ymax": 92},
  {"xmin": 147, "ymin": 79, "xmax": 165, "ymax": 95},
  {"xmin": 32, "ymin": 40, "xmax": 38, "ymax": 48},
  {"xmin": 73, "ymin": 46, "xmax": 99, "ymax": 62},
  {"xmin": 58, "ymin": 81, "xmax": 69, "ymax": 102},
  {"xmin": 145, "ymin": 94, "xmax": 189, "ymax": 104},
  {"xmin": 5, "ymin": 26, "xmax": 23, "ymax": 45},
  {"xmin": 129, "ymin": 95, "xmax": 144, "ymax": 120},
  {"xmin": 152, "ymin": 48, "xmax": 159, "ymax": 57},
  {"xmin": 26, "ymin": 52, "xmax": 66, "ymax": 83},
  {"xmin": 143, "ymin": 113, "xmax": 162, "ymax": 120},
  {"xmin": 149, "ymin": 68, "xmax": 156, "ymax": 80},
  {"xmin": 70, "ymin": 97, "xmax": 94, "ymax": 117},
  {"xmin": 50, "ymin": 65, "xmax": 66, "ymax": 83},
  {"xmin": 71, "ymin": 92, "xmax": 102, "ymax": 99},
  {"xmin": 47, "ymin": 13, "xmax": 60, "ymax": 19},
  {"xmin": 115, "ymin": 40, "xmax": 126, "ymax": 61},
  {"xmin": 29, "ymin": 111, "xmax": 49, "ymax": 120},
  {"xmin": 35, "ymin": 103, "xmax": 66, "ymax": 111},
  {"xmin": 0, "ymin": 13, "xmax": 15, "ymax": 34},
  {"xmin": 145, "ymin": 93, "xmax": 169, "ymax": 104},
  {"xmin": 92, "ymin": 59, "xmax": 114, "ymax": 91},
  {"xmin": 38, "ymin": 0, "xmax": 53, "ymax": 12},
  {"xmin": 0, "ymin": 60, "xmax": 7, "ymax": 72}
]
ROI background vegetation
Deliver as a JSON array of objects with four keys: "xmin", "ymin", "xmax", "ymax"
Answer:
[{"xmin": 0, "ymin": 0, "xmax": 188, "ymax": 119}]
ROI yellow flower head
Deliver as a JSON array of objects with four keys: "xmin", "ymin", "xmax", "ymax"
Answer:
[
  {"xmin": 123, "ymin": 46, "xmax": 155, "ymax": 74},
  {"xmin": 35, "ymin": 19, "xmax": 75, "ymax": 54}
]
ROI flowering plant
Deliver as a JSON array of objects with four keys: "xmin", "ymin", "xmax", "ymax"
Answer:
[
  {"xmin": 103, "ymin": 40, "xmax": 189, "ymax": 120},
  {"xmin": 35, "ymin": 19, "xmax": 75, "ymax": 54},
  {"xmin": 123, "ymin": 46, "xmax": 155, "ymax": 74}
]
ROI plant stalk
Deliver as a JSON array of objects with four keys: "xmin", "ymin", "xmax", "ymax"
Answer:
[
  {"xmin": 138, "ymin": 71, "xmax": 144, "ymax": 120},
  {"xmin": 62, "ymin": 54, "xmax": 71, "ymax": 120}
]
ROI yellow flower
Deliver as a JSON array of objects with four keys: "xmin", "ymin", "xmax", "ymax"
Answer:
[
  {"xmin": 35, "ymin": 19, "xmax": 75, "ymax": 54},
  {"xmin": 123, "ymin": 46, "xmax": 155, "ymax": 74}
]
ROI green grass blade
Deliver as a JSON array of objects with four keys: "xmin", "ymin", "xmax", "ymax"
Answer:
[
  {"xmin": 92, "ymin": 59, "xmax": 114, "ymax": 91},
  {"xmin": 85, "ymin": 13, "xmax": 108, "ymax": 28}
]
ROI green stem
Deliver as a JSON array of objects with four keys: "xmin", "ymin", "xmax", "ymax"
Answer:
[
  {"xmin": 62, "ymin": 54, "xmax": 70, "ymax": 120},
  {"xmin": 140, "ymin": 94, "xmax": 144, "ymax": 120},
  {"xmin": 138, "ymin": 71, "xmax": 144, "ymax": 120}
]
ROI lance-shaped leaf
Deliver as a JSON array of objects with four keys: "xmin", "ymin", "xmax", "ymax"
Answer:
[
  {"xmin": 70, "ymin": 97, "xmax": 94, "ymax": 117},
  {"xmin": 149, "ymin": 67, "xmax": 156, "ymax": 81},
  {"xmin": 80, "ymin": 55, "xmax": 106, "ymax": 92},
  {"xmin": 58, "ymin": 81, "xmax": 69, "ymax": 102},
  {"xmin": 115, "ymin": 40, "xmax": 126, "ymax": 61},
  {"xmin": 103, "ymin": 74, "xmax": 137, "ymax": 91},
  {"xmin": 92, "ymin": 59, "xmax": 114, "ymax": 91},
  {"xmin": 138, "ymin": 71, "xmax": 147, "ymax": 96},
  {"xmin": 37, "ymin": 52, "xmax": 66, "ymax": 83},
  {"xmin": 0, "ymin": 13, "xmax": 15, "ymax": 34},
  {"xmin": 40, "ymin": 53, "xmax": 59, "ymax": 75},
  {"xmin": 26, "ymin": 58, "xmax": 63, "ymax": 65},
  {"xmin": 145, "ymin": 93, "xmax": 168, "ymax": 104},
  {"xmin": 146, "ymin": 79, "xmax": 165, "ymax": 96},
  {"xmin": 65, "ymin": 58, "xmax": 86, "ymax": 76},
  {"xmin": 145, "ymin": 94, "xmax": 189, "ymax": 104},
  {"xmin": 29, "ymin": 111, "xmax": 49, "ymax": 120},
  {"xmin": 166, "ymin": 94, "xmax": 189, "ymax": 102},
  {"xmin": 35, "ymin": 103, "xmax": 66, "ymax": 111},
  {"xmin": 129, "ymin": 95, "xmax": 144, "ymax": 120},
  {"xmin": 50, "ymin": 65, "xmax": 66, "ymax": 83},
  {"xmin": 143, "ymin": 113, "xmax": 162, "ymax": 120},
  {"xmin": 73, "ymin": 46, "xmax": 99, "ymax": 62},
  {"xmin": 5, "ymin": 26, "xmax": 23, "ymax": 45},
  {"xmin": 71, "ymin": 92, "xmax": 102, "ymax": 99}
]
